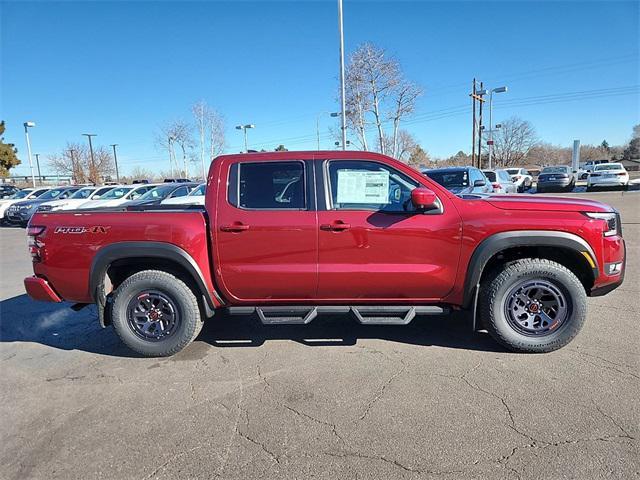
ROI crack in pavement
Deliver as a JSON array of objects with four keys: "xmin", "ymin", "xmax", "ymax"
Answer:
[
  {"xmin": 359, "ymin": 361, "xmax": 406, "ymax": 421},
  {"xmin": 236, "ymin": 407, "xmax": 281, "ymax": 465},
  {"xmin": 141, "ymin": 445, "xmax": 210, "ymax": 480},
  {"xmin": 571, "ymin": 348, "xmax": 639, "ymax": 378},
  {"xmin": 458, "ymin": 363, "xmax": 539, "ymax": 445},
  {"xmin": 281, "ymin": 403, "xmax": 346, "ymax": 446},
  {"xmin": 322, "ymin": 450, "xmax": 465, "ymax": 476}
]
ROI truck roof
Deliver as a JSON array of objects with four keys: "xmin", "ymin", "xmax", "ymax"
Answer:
[{"xmin": 214, "ymin": 150, "xmax": 393, "ymax": 163}]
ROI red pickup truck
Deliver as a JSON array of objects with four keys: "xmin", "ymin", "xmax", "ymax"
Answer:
[{"xmin": 24, "ymin": 151, "xmax": 625, "ymax": 356}]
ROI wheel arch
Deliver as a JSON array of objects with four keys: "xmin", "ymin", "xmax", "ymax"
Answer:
[
  {"xmin": 462, "ymin": 230, "xmax": 599, "ymax": 309},
  {"xmin": 90, "ymin": 242, "xmax": 216, "ymax": 326}
]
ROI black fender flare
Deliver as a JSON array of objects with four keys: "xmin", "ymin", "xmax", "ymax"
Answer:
[
  {"xmin": 462, "ymin": 230, "xmax": 599, "ymax": 308},
  {"xmin": 90, "ymin": 242, "xmax": 216, "ymax": 326}
]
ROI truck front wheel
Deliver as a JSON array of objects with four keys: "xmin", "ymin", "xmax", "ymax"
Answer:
[
  {"xmin": 480, "ymin": 258, "xmax": 587, "ymax": 353},
  {"xmin": 111, "ymin": 270, "xmax": 203, "ymax": 357}
]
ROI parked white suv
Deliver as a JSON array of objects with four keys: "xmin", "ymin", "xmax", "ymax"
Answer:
[
  {"xmin": 505, "ymin": 168, "xmax": 533, "ymax": 192},
  {"xmin": 586, "ymin": 163, "xmax": 629, "ymax": 191}
]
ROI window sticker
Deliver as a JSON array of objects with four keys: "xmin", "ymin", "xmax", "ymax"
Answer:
[{"xmin": 336, "ymin": 169, "xmax": 390, "ymax": 204}]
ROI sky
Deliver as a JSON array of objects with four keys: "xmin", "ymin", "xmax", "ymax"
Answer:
[{"xmin": 2, "ymin": 0, "xmax": 639, "ymax": 177}]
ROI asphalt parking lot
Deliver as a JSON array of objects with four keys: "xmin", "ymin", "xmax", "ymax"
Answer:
[{"xmin": 1, "ymin": 191, "xmax": 638, "ymax": 480}]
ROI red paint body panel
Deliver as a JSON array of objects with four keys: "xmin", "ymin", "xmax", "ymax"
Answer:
[
  {"xmin": 24, "ymin": 276, "xmax": 62, "ymax": 302},
  {"xmin": 25, "ymin": 150, "xmax": 624, "ymax": 309},
  {"xmin": 29, "ymin": 211, "xmax": 215, "ymax": 304}
]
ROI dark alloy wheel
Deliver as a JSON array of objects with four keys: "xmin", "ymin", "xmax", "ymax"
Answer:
[
  {"xmin": 503, "ymin": 279, "xmax": 568, "ymax": 336},
  {"xmin": 480, "ymin": 258, "xmax": 587, "ymax": 353},
  {"xmin": 111, "ymin": 270, "xmax": 203, "ymax": 357},
  {"xmin": 127, "ymin": 291, "xmax": 180, "ymax": 341}
]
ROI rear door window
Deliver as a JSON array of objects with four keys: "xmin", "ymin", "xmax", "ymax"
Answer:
[{"xmin": 229, "ymin": 161, "xmax": 306, "ymax": 210}]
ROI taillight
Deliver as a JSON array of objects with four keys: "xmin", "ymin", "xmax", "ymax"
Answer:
[
  {"xmin": 617, "ymin": 172, "xmax": 626, "ymax": 176},
  {"xmin": 27, "ymin": 226, "xmax": 46, "ymax": 236},
  {"xmin": 27, "ymin": 225, "xmax": 46, "ymax": 262},
  {"xmin": 492, "ymin": 182, "xmax": 501, "ymax": 190}
]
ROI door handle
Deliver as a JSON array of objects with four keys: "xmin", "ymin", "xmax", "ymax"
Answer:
[
  {"xmin": 220, "ymin": 222, "xmax": 250, "ymax": 233},
  {"xmin": 320, "ymin": 221, "xmax": 351, "ymax": 232}
]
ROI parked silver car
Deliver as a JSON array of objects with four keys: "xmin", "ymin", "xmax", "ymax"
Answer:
[{"xmin": 482, "ymin": 169, "xmax": 518, "ymax": 194}]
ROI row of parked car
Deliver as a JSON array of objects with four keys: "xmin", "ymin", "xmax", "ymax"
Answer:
[
  {"xmin": 421, "ymin": 162, "xmax": 630, "ymax": 195},
  {"xmin": 0, "ymin": 182, "xmax": 206, "ymax": 226},
  {"xmin": 420, "ymin": 166, "xmax": 533, "ymax": 195}
]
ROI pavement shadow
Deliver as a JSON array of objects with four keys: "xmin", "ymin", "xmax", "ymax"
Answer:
[{"xmin": 0, "ymin": 294, "xmax": 505, "ymax": 357}]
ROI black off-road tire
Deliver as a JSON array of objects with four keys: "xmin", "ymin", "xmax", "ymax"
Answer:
[
  {"xmin": 111, "ymin": 270, "xmax": 203, "ymax": 357},
  {"xmin": 480, "ymin": 258, "xmax": 587, "ymax": 353}
]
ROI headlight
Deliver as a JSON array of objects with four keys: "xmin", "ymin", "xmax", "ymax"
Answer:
[{"xmin": 585, "ymin": 212, "xmax": 621, "ymax": 237}]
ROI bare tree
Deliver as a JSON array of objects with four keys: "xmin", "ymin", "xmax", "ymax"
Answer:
[
  {"xmin": 344, "ymin": 43, "xmax": 421, "ymax": 155},
  {"xmin": 386, "ymin": 130, "xmax": 417, "ymax": 163},
  {"xmin": 192, "ymin": 101, "xmax": 225, "ymax": 180},
  {"xmin": 48, "ymin": 142, "xmax": 114, "ymax": 184},
  {"xmin": 389, "ymin": 82, "xmax": 422, "ymax": 158},
  {"xmin": 489, "ymin": 117, "xmax": 538, "ymax": 167},
  {"xmin": 157, "ymin": 120, "xmax": 193, "ymax": 178},
  {"xmin": 208, "ymin": 109, "xmax": 225, "ymax": 160}
]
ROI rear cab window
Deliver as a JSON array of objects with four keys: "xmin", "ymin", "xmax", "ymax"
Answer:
[{"xmin": 228, "ymin": 161, "xmax": 306, "ymax": 210}]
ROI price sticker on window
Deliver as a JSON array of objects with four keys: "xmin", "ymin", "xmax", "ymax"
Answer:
[{"xmin": 336, "ymin": 170, "xmax": 389, "ymax": 204}]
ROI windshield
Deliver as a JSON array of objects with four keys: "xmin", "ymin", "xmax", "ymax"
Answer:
[
  {"xmin": 100, "ymin": 187, "xmax": 133, "ymax": 199},
  {"xmin": 92, "ymin": 187, "xmax": 114, "ymax": 198},
  {"xmin": 70, "ymin": 188, "xmax": 95, "ymax": 199},
  {"xmin": 541, "ymin": 167, "xmax": 569, "ymax": 174},
  {"xmin": 426, "ymin": 170, "xmax": 468, "ymax": 188},
  {"xmin": 595, "ymin": 164, "xmax": 624, "ymax": 171},
  {"xmin": 506, "ymin": 169, "xmax": 520, "ymax": 175},
  {"xmin": 189, "ymin": 184, "xmax": 206, "ymax": 196},
  {"xmin": 483, "ymin": 171, "xmax": 497, "ymax": 182},
  {"xmin": 9, "ymin": 189, "xmax": 33, "ymax": 199},
  {"xmin": 38, "ymin": 188, "xmax": 67, "ymax": 200},
  {"xmin": 138, "ymin": 185, "xmax": 175, "ymax": 200}
]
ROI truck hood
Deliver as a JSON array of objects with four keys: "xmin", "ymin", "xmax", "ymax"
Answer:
[{"xmin": 486, "ymin": 195, "xmax": 614, "ymax": 213}]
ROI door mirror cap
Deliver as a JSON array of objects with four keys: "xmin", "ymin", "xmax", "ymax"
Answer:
[
  {"xmin": 473, "ymin": 179, "xmax": 486, "ymax": 187},
  {"xmin": 411, "ymin": 187, "xmax": 437, "ymax": 210}
]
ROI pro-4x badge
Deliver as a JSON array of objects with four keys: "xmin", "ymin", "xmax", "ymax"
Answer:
[{"xmin": 54, "ymin": 226, "xmax": 111, "ymax": 234}]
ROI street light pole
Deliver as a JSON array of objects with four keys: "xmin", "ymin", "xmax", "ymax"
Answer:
[
  {"xmin": 487, "ymin": 86, "xmax": 507, "ymax": 169},
  {"xmin": 82, "ymin": 133, "xmax": 97, "ymax": 183},
  {"xmin": 317, "ymin": 112, "xmax": 340, "ymax": 150},
  {"xmin": 34, "ymin": 154, "xmax": 42, "ymax": 185},
  {"xmin": 110, "ymin": 144, "xmax": 120, "ymax": 183},
  {"xmin": 235, "ymin": 124, "xmax": 255, "ymax": 153},
  {"xmin": 337, "ymin": 0, "xmax": 347, "ymax": 151},
  {"xmin": 69, "ymin": 149, "xmax": 78, "ymax": 183},
  {"xmin": 23, "ymin": 122, "xmax": 36, "ymax": 188}
]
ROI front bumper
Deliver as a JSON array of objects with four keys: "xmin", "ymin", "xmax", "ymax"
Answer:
[
  {"xmin": 590, "ymin": 238, "xmax": 626, "ymax": 296},
  {"xmin": 5, "ymin": 209, "xmax": 34, "ymax": 224},
  {"xmin": 24, "ymin": 276, "xmax": 63, "ymax": 302}
]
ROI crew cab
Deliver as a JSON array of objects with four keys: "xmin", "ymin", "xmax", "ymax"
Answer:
[{"xmin": 23, "ymin": 151, "xmax": 625, "ymax": 356}]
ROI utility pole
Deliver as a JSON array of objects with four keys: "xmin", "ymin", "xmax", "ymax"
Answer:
[
  {"xmin": 82, "ymin": 133, "xmax": 97, "ymax": 183},
  {"xmin": 337, "ymin": 0, "xmax": 347, "ymax": 151},
  {"xmin": 23, "ymin": 122, "xmax": 36, "ymax": 188},
  {"xmin": 477, "ymin": 82, "xmax": 485, "ymax": 169},
  {"xmin": 110, "ymin": 144, "xmax": 120, "ymax": 183},
  {"xmin": 469, "ymin": 83, "xmax": 485, "ymax": 168},
  {"xmin": 34, "ymin": 154, "xmax": 42, "ymax": 185},
  {"xmin": 471, "ymin": 79, "xmax": 476, "ymax": 166}
]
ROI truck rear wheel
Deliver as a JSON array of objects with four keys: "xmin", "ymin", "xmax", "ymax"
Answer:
[
  {"xmin": 111, "ymin": 270, "xmax": 203, "ymax": 357},
  {"xmin": 480, "ymin": 258, "xmax": 587, "ymax": 353}
]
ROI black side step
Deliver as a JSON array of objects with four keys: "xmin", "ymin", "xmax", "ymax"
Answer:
[
  {"xmin": 225, "ymin": 305, "xmax": 447, "ymax": 325},
  {"xmin": 351, "ymin": 306, "xmax": 445, "ymax": 325}
]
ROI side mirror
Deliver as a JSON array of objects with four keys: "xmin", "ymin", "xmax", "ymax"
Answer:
[
  {"xmin": 411, "ymin": 187, "xmax": 437, "ymax": 210},
  {"xmin": 473, "ymin": 180, "xmax": 486, "ymax": 187}
]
